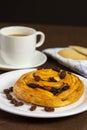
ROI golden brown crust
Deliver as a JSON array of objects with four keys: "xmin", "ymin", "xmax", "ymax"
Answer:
[
  {"xmin": 13, "ymin": 68, "xmax": 84, "ymax": 107},
  {"xmin": 58, "ymin": 49, "xmax": 87, "ymax": 60},
  {"xmin": 69, "ymin": 45, "xmax": 87, "ymax": 56}
]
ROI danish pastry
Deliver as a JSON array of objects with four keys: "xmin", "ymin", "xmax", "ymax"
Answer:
[{"xmin": 13, "ymin": 68, "xmax": 84, "ymax": 107}]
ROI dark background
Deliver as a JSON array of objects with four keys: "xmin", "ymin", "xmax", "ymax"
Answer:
[{"xmin": 0, "ymin": 0, "xmax": 87, "ymax": 26}]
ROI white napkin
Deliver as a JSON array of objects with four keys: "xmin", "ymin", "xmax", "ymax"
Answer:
[{"xmin": 43, "ymin": 48, "xmax": 87, "ymax": 78}]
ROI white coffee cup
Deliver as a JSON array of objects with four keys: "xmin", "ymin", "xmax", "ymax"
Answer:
[{"xmin": 0, "ymin": 26, "xmax": 45, "ymax": 66}]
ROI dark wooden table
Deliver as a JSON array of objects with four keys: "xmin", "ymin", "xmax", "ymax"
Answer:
[{"xmin": 0, "ymin": 23, "xmax": 87, "ymax": 130}]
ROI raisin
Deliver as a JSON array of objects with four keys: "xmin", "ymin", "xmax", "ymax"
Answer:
[
  {"xmin": 44, "ymin": 107, "xmax": 55, "ymax": 112},
  {"xmin": 9, "ymin": 87, "xmax": 13, "ymax": 92},
  {"xmin": 14, "ymin": 101, "xmax": 24, "ymax": 107},
  {"xmin": 62, "ymin": 85, "xmax": 70, "ymax": 91},
  {"xmin": 18, "ymin": 102, "xmax": 24, "ymax": 106},
  {"xmin": 53, "ymin": 67, "xmax": 60, "ymax": 72},
  {"xmin": 3, "ymin": 89, "xmax": 10, "ymax": 94},
  {"xmin": 48, "ymin": 77, "xmax": 57, "ymax": 82},
  {"xmin": 50, "ymin": 87, "xmax": 61, "ymax": 95},
  {"xmin": 6, "ymin": 94, "xmax": 13, "ymax": 100},
  {"xmin": 10, "ymin": 98, "xmax": 17, "ymax": 104},
  {"xmin": 34, "ymin": 75, "xmax": 41, "ymax": 81},
  {"xmin": 30, "ymin": 104, "xmax": 37, "ymax": 111},
  {"xmin": 28, "ymin": 83, "xmax": 38, "ymax": 88},
  {"xmin": 59, "ymin": 70, "xmax": 66, "ymax": 79}
]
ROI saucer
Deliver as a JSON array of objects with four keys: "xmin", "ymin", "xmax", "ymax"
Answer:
[{"xmin": 0, "ymin": 51, "xmax": 47, "ymax": 70}]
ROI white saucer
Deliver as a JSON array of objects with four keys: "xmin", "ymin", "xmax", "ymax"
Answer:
[{"xmin": 0, "ymin": 51, "xmax": 47, "ymax": 70}]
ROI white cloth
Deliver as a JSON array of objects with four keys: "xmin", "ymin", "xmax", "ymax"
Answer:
[{"xmin": 43, "ymin": 48, "xmax": 87, "ymax": 78}]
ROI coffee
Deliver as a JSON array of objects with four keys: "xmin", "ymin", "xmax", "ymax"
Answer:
[{"xmin": 9, "ymin": 34, "xmax": 29, "ymax": 36}]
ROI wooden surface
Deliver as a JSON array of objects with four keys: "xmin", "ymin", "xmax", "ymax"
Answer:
[{"xmin": 0, "ymin": 23, "xmax": 87, "ymax": 130}]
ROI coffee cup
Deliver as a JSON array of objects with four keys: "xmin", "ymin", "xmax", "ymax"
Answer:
[{"xmin": 0, "ymin": 26, "xmax": 45, "ymax": 66}]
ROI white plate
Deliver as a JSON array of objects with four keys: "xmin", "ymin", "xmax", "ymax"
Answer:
[
  {"xmin": 0, "ymin": 50, "xmax": 47, "ymax": 70},
  {"xmin": 0, "ymin": 69, "xmax": 87, "ymax": 118}
]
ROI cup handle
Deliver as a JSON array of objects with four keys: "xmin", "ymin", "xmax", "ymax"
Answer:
[{"xmin": 35, "ymin": 31, "xmax": 45, "ymax": 48}]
